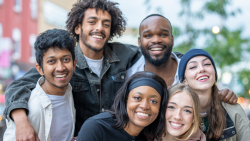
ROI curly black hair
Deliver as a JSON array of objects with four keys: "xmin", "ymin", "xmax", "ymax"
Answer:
[
  {"xmin": 66, "ymin": 0, "xmax": 126, "ymax": 42},
  {"xmin": 35, "ymin": 29, "xmax": 75, "ymax": 70}
]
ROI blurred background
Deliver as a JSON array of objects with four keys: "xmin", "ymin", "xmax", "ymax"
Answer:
[{"xmin": 0, "ymin": 0, "xmax": 250, "ymax": 139}]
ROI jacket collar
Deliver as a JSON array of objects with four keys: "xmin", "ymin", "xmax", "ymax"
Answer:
[
  {"xmin": 219, "ymin": 113, "xmax": 237, "ymax": 140},
  {"xmin": 75, "ymin": 43, "xmax": 120, "ymax": 69}
]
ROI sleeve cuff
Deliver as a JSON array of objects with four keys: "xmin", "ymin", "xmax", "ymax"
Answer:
[{"xmin": 3, "ymin": 100, "xmax": 29, "ymax": 121}]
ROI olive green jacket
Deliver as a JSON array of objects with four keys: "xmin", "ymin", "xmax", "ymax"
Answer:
[{"xmin": 220, "ymin": 102, "xmax": 250, "ymax": 141}]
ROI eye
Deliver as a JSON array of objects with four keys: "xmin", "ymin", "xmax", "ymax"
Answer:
[
  {"xmin": 47, "ymin": 60, "xmax": 54, "ymax": 63},
  {"xmin": 64, "ymin": 58, "xmax": 71, "ymax": 62},
  {"xmin": 150, "ymin": 99, "xmax": 158, "ymax": 104},
  {"xmin": 189, "ymin": 66, "xmax": 196, "ymax": 69},
  {"xmin": 104, "ymin": 23, "xmax": 110, "ymax": 27},
  {"xmin": 184, "ymin": 109, "xmax": 192, "ymax": 113},
  {"xmin": 161, "ymin": 34, "xmax": 167, "ymax": 37},
  {"xmin": 88, "ymin": 20, "xmax": 95, "ymax": 24},
  {"xmin": 133, "ymin": 96, "xmax": 141, "ymax": 101},
  {"xmin": 144, "ymin": 34, "xmax": 152, "ymax": 38},
  {"xmin": 167, "ymin": 106, "xmax": 174, "ymax": 109},
  {"xmin": 204, "ymin": 63, "xmax": 211, "ymax": 66}
]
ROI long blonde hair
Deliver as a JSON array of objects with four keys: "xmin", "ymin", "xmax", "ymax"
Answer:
[{"xmin": 167, "ymin": 83, "xmax": 201, "ymax": 140}]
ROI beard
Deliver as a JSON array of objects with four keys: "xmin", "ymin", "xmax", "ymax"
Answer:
[
  {"xmin": 80, "ymin": 27, "xmax": 107, "ymax": 52},
  {"xmin": 141, "ymin": 42, "xmax": 173, "ymax": 66}
]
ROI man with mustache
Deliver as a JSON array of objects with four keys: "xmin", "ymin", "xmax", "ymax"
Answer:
[
  {"xmin": 127, "ymin": 14, "xmax": 237, "ymax": 102},
  {"xmin": 4, "ymin": 0, "xmax": 141, "ymax": 140}
]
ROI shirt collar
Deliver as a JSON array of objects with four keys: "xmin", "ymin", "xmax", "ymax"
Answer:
[{"xmin": 75, "ymin": 43, "xmax": 120, "ymax": 69}]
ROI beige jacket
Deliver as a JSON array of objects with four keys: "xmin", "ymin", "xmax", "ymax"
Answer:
[{"xmin": 220, "ymin": 102, "xmax": 250, "ymax": 141}]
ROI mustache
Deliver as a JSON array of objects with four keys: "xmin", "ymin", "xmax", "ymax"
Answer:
[
  {"xmin": 90, "ymin": 31, "xmax": 106, "ymax": 38},
  {"xmin": 146, "ymin": 43, "xmax": 167, "ymax": 50}
]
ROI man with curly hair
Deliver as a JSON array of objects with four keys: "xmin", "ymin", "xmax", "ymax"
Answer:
[{"xmin": 3, "ymin": 0, "xmax": 141, "ymax": 140}]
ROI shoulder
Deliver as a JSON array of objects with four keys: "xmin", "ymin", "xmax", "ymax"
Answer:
[
  {"xmin": 108, "ymin": 42, "xmax": 140, "ymax": 54},
  {"xmin": 222, "ymin": 102, "xmax": 247, "ymax": 118}
]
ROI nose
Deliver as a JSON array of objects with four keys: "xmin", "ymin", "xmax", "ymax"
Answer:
[
  {"xmin": 56, "ymin": 61, "xmax": 65, "ymax": 71},
  {"xmin": 199, "ymin": 64, "xmax": 205, "ymax": 73},
  {"xmin": 95, "ymin": 21, "xmax": 104, "ymax": 31},
  {"xmin": 140, "ymin": 100, "xmax": 150, "ymax": 110},
  {"xmin": 174, "ymin": 109, "xmax": 182, "ymax": 120},
  {"xmin": 151, "ymin": 35, "xmax": 162, "ymax": 44}
]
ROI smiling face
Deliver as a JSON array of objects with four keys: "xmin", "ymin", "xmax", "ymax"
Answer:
[
  {"xmin": 139, "ymin": 16, "xmax": 173, "ymax": 66},
  {"xmin": 126, "ymin": 86, "xmax": 161, "ymax": 131},
  {"xmin": 166, "ymin": 91, "xmax": 194, "ymax": 137},
  {"xmin": 75, "ymin": 8, "xmax": 111, "ymax": 52},
  {"xmin": 37, "ymin": 47, "xmax": 76, "ymax": 89},
  {"xmin": 184, "ymin": 56, "xmax": 216, "ymax": 91}
]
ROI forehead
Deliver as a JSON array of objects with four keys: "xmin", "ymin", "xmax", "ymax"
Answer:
[
  {"xmin": 83, "ymin": 8, "xmax": 111, "ymax": 21},
  {"xmin": 140, "ymin": 16, "xmax": 171, "ymax": 34},
  {"xmin": 169, "ymin": 91, "xmax": 193, "ymax": 107},
  {"xmin": 43, "ymin": 47, "xmax": 72, "ymax": 58}
]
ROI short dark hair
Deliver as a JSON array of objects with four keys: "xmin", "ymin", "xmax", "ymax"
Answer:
[
  {"xmin": 110, "ymin": 71, "xmax": 168, "ymax": 140},
  {"xmin": 66, "ymin": 0, "xmax": 126, "ymax": 42},
  {"xmin": 34, "ymin": 28, "xmax": 76, "ymax": 70},
  {"xmin": 139, "ymin": 14, "xmax": 172, "ymax": 36}
]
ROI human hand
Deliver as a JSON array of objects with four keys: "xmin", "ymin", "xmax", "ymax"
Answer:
[
  {"xmin": 11, "ymin": 109, "xmax": 40, "ymax": 141},
  {"xmin": 219, "ymin": 88, "xmax": 238, "ymax": 104},
  {"xmin": 71, "ymin": 136, "xmax": 77, "ymax": 141}
]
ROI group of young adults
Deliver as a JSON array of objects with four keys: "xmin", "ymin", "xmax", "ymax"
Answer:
[{"xmin": 3, "ymin": 0, "xmax": 250, "ymax": 141}]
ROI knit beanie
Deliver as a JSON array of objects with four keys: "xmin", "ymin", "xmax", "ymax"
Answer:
[{"xmin": 178, "ymin": 49, "xmax": 217, "ymax": 83}]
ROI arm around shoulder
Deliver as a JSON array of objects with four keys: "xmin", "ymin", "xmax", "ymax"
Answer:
[
  {"xmin": 4, "ymin": 67, "xmax": 41, "ymax": 120},
  {"xmin": 77, "ymin": 118, "xmax": 103, "ymax": 141}
]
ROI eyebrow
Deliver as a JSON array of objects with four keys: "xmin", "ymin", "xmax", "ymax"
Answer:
[
  {"xmin": 46, "ymin": 55, "xmax": 71, "ymax": 60},
  {"xmin": 168, "ymin": 102, "xmax": 193, "ymax": 109},
  {"xmin": 188, "ymin": 57, "xmax": 209, "ymax": 65},
  {"xmin": 87, "ymin": 16, "xmax": 111, "ymax": 23},
  {"xmin": 142, "ymin": 28, "xmax": 169, "ymax": 35},
  {"xmin": 159, "ymin": 28, "xmax": 169, "ymax": 33}
]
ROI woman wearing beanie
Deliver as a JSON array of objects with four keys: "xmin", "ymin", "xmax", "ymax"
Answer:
[{"xmin": 178, "ymin": 49, "xmax": 250, "ymax": 141}]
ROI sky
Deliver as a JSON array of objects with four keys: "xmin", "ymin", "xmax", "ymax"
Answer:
[{"xmin": 112, "ymin": 0, "xmax": 250, "ymax": 38}]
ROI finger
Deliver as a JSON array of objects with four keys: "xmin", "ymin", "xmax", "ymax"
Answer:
[
  {"xmin": 228, "ymin": 94, "xmax": 236, "ymax": 104},
  {"xmin": 35, "ymin": 133, "xmax": 40, "ymax": 141},
  {"xmin": 223, "ymin": 90, "xmax": 233, "ymax": 102},
  {"xmin": 218, "ymin": 89, "xmax": 228, "ymax": 100}
]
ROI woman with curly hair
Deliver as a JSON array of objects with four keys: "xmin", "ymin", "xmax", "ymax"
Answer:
[{"xmin": 77, "ymin": 71, "xmax": 168, "ymax": 141}]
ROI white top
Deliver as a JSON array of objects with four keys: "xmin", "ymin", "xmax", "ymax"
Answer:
[
  {"xmin": 46, "ymin": 94, "xmax": 73, "ymax": 141},
  {"xmin": 84, "ymin": 55, "xmax": 103, "ymax": 77},
  {"xmin": 126, "ymin": 52, "xmax": 181, "ymax": 86},
  {"xmin": 4, "ymin": 77, "xmax": 76, "ymax": 141}
]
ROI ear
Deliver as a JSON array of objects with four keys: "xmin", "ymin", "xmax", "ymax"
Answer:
[
  {"xmin": 138, "ymin": 37, "xmax": 141, "ymax": 49},
  {"xmin": 183, "ymin": 79, "xmax": 189, "ymax": 85},
  {"xmin": 171, "ymin": 35, "xmax": 174, "ymax": 46},
  {"xmin": 73, "ymin": 59, "xmax": 77, "ymax": 70},
  {"xmin": 75, "ymin": 24, "xmax": 81, "ymax": 35},
  {"xmin": 36, "ymin": 63, "xmax": 44, "ymax": 76}
]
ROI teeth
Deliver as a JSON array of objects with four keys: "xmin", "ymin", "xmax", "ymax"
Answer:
[
  {"xmin": 137, "ymin": 112, "xmax": 149, "ymax": 116},
  {"xmin": 151, "ymin": 48, "xmax": 162, "ymax": 51},
  {"xmin": 170, "ymin": 122, "xmax": 182, "ymax": 127},
  {"xmin": 92, "ymin": 35, "xmax": 103, "ymax": 39},
  {"xmin": 55, "ymin": 74, "xmax": 66, "ymax": 78},
  {"xmin": 198, "ymin": 76, "xmax": 208, "ymax": 80}
]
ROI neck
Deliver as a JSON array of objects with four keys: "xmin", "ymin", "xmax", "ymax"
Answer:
[
  {"xmin": 144, "ymin": 56, "xmax": 177, "ymax": 86},
  {"xmin": 41, "ymin": 80, "xmax": 67, "ymax": 96},
  {"xmin": 161, "ymin": 132, "xmax": 178, "ymax": 141},
  {"xmin": 124, "ymin": 123, "xmax": 143, "ymax": 137},
  {"xmin": 79, "ymin": 41, "xmax": 103, "ymax": 60},
  {"xmin": 195, "ymin": 88, "xmax": 212, "ymax": 114}
]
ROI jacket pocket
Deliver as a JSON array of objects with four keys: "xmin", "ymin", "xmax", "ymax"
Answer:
[{"xmin": 111, "ymin": 71, "xmax": 126, "ymax": 95}]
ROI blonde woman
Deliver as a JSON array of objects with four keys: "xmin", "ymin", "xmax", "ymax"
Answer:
[{"xmin": 161, "ymin": 83, "xmax": 205, "ymax": 141}]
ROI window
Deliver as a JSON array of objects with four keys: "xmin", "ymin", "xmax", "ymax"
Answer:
[
  {"xmin": 13, "ymin": 0, "xmax": 22, "ymax": 13},
  {"xmin": 12, "ymin": 28, "xmax": 21, "ymax": 60},
  {"xmin": 30, "ymin": 0, "xmax": 38, "ymax": 19},
  {"xmin": 29, "ymin": 34, "xmax": 36, "ymax": 63}
]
